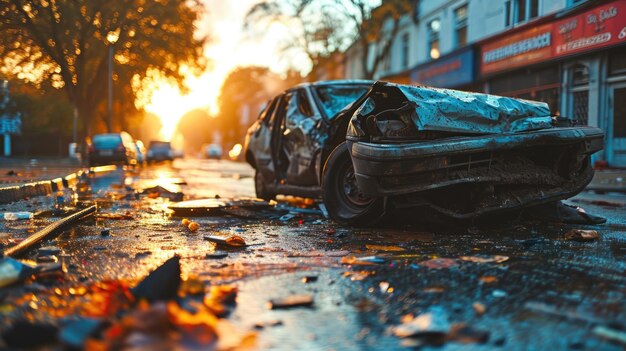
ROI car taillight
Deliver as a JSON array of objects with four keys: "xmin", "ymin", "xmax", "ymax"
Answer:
[{"xmin": 88, "ymin": 145, "xmax": 95, "ymax": 152}]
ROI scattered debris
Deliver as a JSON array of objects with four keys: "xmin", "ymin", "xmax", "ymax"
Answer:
[
  {"xmin": 268, "ymin": 294, "xmax": 314, "ymax": 309},
  {"xmin": 0, "ymin": 257, "xmax": 36, "ymax": 288},
  {"xmin": 447, "ymin": 323, "xmax": 490, "ymax": 344},
  {"xmin": 391, "ymin": 307, "xmax": 450, "ymax": 341},
  {"xmin": 460, "ymin": 255, "xmax": 509, "ymax": 263},
  {"xmin": 205, "ymin": 252, "xmax": 229, "ymax": 259},
  {"xmin": 564, "ymin": 229, "xmax": 600, "ymax": 242},
  {"xmin": 2, "ymin": 211, "xmax": 33, "ymax": 220},
  {"xmin": 254, "ymin": 320, "xmax": 283, "ymax": 329},
  {"xmin": 94, "ymin": 212, "xmax": 134, "ymax": 220},
  {"xmin": 142, "ymin": 185, "xmax": 183, "ymax": 201},
  {"xmin": 492, "ymin": 290, "xmax": 507, "ymax": 298},
  {"xmin": 38, "ymin": 246, "xmax": 61, "ymax": 256},
  {"xmin": 3, "ymin": 205, "xmax": 97, "ymax": 257},
  {"xmin": 592, "ymin": 325, "xmax": 626, "ymax": 345},
  {"xmin": 204, "ymin": 235, "xmax": 247, "ymax": 248},
  {"xmin": 365, "ymin": 244, "xmax": 405, "ymax": 252},
  {"xmin": 420, "ymin": 258, "xmax": 458, "ymax": 269},
  {"xmin": 301, "ymin": 275, "xmax": 318, "ymax": 283},
  {"xmin": 59, "ymin": 318, "xmax": 103, "ymax": 349},
  {"xmin": 181, "ymin": 218, "xmax": 191, "ymax": 227},
  {"xmin": 170, "ymin": 198, "xmax": 272, "ymax": 217},
  {"xmin": 132, "ymin": 256, "xmax": 181, "ymax": 302},
  {"xmin": 479, "ymin": 276, "xmax": 498, "ymax": 283},
  {"xmin": 187, "ymin": 221, "xmax": 200, "ymax": 232},
  {"xmin": 341, "ymin": 255, "xmax": 381, "ymax": 265},
  {"xmin": 100, "ymin": 228, "xmax": 110, "ymax": 236},
  {"xmin": 473, "ymin": 302, "xmax": 486, "ymax": 315}
]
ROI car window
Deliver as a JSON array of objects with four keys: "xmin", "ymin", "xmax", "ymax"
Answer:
[
  {"xmin": 297, "ymin": 89, "xmax": 313, "ymax": 117},
  {"xmin": 260, "ymin": 98, "xmax": 278, "ymax": 125},
  {"xmin": 93, "ymin": 135, "xmax": 121, "ymax": 148},
  {"xmin": 268, "ymin": 94, "xmax": 287, "ymax": 127},
  {"xmin": 149, "ymin": 141, "xmax": 171, "ymax": 150},
  {"xmin": 314, "ymin": 85, "xmax": 370, "ymax": 119}
]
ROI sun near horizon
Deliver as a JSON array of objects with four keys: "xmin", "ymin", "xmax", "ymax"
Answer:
[{"xmin": 141, "ymin": 0, "xmax": 300, "ymax": 141}]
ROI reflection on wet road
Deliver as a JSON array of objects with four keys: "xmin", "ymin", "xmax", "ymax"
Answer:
[{"xmin": 0, "ymin": 158, "xmax": 625, "ymax": 350}]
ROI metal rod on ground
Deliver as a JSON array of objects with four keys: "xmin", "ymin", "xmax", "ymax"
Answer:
[{"xmin": 3, "ymin": 205, "xmax": 97, "ymax": 257}]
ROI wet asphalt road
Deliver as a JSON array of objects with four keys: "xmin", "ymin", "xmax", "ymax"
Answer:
[{"xmin": 1, "ymin": 158, "xmax": 625, "ymax": 350}]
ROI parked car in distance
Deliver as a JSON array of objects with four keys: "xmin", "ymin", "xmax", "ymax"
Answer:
[
  {"xmin": 205, "ymin": 143, "xmax": 223, "ymax": 160},
  {"xmin": 135, "ymin": 140, "xmax": 147, "ymax": 165},
  {"xmin": 88, "ymin": 132, "xmax": 138, "ymax": 167},
  {"xmin": 244, "ymin": 80, "xmax": 604, "ymax": 225},
  {"xmin": 147, "ymin": 141, "xmax": 174, "ymax": 162}
]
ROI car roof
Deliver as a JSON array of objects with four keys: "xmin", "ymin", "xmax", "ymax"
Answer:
[{"xmin": 289, "ymin": 79, "xmax": 374, "ymax": 91}]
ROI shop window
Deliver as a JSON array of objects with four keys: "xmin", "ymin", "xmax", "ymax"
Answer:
[
  {"xmin": 573, "ymin": 90, "xmax": 589, "ymax": 125},
  {"xmin": 428, "ymin": 19, "xmax": 441, "ymax": 60},
  {"xmin": 454, "ymin": 5, "xmax": 468, "ymax": 48},
  {"xmin": 490, "ymin": 66, "xmax": 560, "ymax": 115},
  {"xmin": 572, "ymin": 64, "xmax": 589, "ymax": 86},
  {"xmin": 609, "ymin": 46, "xmax": 626, "ymax": 76},
  {"xmin": 505, "ymin": 0, "xmax": 540, "ymax": 27},
  {"xmin": 614, "ymin": 87, "xmax": 626, "ymax": 137},
  {"xmin": 401, "ymin": 33, "xmax": 409, "ymax": 69}
]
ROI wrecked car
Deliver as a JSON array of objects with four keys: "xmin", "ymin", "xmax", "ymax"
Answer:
[{"xmin": 244, "ymin": 81, "xmax": 604, "ymax": 225}]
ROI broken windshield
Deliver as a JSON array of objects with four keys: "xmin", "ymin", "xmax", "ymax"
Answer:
[{"xmin": 314, "ymin": 85, "xmax": 369, "ymax": 119}]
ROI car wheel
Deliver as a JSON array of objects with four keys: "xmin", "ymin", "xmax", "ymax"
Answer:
[
  {"xmin": 254, "ymin": 170, "xmax": 275, "ymax": 201},
  {"xmin": 322, "ymin": 142, "xmax": 385, "ymax": 225}
]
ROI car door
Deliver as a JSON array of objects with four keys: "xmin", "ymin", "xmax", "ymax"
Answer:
[
  {"xmin": 247, "ymin": 97, "xmax": 279, "ymax": 179},
  {"xmin": 279, "ymin": 88, "xmax": 323, "ymax": 185}
]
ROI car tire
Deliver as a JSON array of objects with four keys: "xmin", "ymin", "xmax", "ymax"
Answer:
[
  {"xmin": 255, "ymin": 170, "xmax": 275, "ymax": 201},
  {"xmin": 322, "ymin": 142, "xmax": 385, "ymax": 225}
]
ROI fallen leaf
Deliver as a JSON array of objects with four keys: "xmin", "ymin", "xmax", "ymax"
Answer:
[
  {"xmin": 472, "ymin": 302, "xmax": 486, "ymax": 315},
  {"xmin": 365, "ymin": 244, "xmax": 405, "ymax": 252},
  {"xmin": 459, "ymin": 255, "xmax": 509, "ymax": 263},
  {"xmin": 187, "ymin": 222, "xmax": 200, "ymax": 232},
  {"xmin": 564, "ymin": 229, "xmax": 599, "ymax": 242},
  {"xmin": 225, "ymin": 236, "xmax": 246, "ymax": 247},
  {"xmin": 478, "ymin": 276, "xmax": 498, "ymax": 283}
]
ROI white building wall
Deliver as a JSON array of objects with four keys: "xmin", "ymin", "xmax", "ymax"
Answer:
[{"xmin": 343, "ymin": 0, "xmax": 586, "ymax": 80}]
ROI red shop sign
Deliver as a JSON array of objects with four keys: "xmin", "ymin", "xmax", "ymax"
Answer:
[
  {"xmin": 480, "ymin": 23, "xmax": 553, "ymax": 75},
  {"xmin": 554, "ymin": 0, "xmax": 626, "ymax": 57}
]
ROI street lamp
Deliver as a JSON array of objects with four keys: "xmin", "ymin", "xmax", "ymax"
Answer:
[{"xmin": 106, "ymin": 29, "xmax": 120, "ymax": 133}]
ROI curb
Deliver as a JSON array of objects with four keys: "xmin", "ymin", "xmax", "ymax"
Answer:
[{"xmin": 0, "ymin": 164, "xmax": 118, "ymax": 204}]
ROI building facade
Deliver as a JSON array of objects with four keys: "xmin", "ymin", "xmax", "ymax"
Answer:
[{"xmin": 343, "ymin": 0, "xmax": 626, "ymax": 167}]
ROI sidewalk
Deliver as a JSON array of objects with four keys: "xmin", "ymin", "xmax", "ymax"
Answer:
[
  {"xmin": 0, "ymin": 157, "xmax": 84, "ymax": 187},
  {"xmin": 0, "ymin": 157, "xmax": 115, "ymax": 204},
  {"xmin": 586, "ymin": 169, "xmax": 626, "ymax": 193}
]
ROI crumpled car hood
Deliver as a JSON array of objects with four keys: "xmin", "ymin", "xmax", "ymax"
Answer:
[{"xmin": 348, "ymin": 82, "xmax": 554, "ymax": 139}]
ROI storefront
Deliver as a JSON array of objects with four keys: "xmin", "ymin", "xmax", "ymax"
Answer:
[
  {"xmin": 478, "ymin": 0, "xmax": 626, "ymax": 166},
  {"xmin": 409, "ymin": 46, "xmax": 478, "ymax": 91}
]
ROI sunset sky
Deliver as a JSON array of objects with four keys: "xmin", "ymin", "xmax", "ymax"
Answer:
[{"xmin": 143, "ymin": 0, "xmax": 305, "ymax": 140}]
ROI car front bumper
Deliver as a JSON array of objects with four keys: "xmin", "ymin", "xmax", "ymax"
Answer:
[{"xmin": 349, "ymin": 127, "xmax": 604, "ymax": 218}]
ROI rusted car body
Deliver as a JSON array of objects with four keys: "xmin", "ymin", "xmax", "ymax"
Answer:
[{"xmin": 244, "ymin": 81, "xmax": 604, "ymax": 225}]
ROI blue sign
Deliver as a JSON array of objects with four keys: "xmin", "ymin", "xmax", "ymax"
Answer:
[{"xmin": 410, "ymin": 46, "xmax": 474, "ymax": 88}]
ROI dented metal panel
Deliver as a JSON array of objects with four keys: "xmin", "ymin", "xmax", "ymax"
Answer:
[{"xmin": 352, "ymin": 82, "xmax": 554, "ymax": 137}]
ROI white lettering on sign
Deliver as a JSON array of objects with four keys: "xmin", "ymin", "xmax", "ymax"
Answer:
[
  {"xmin": 0, "ymin": 117, "xmax": 21, "ymax": 134},
  {"xmin": 483, "ymin": 32, "xmax": 551, "ymax": 64},
  {"xmin": 556, "ymin": 32, "xmax": 612, "ymax": 54}
]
